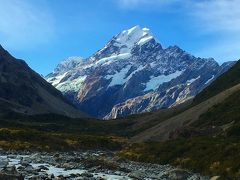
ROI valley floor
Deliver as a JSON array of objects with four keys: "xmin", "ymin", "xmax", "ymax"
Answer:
[
  {"xmin": 0, "ymin": 112, "xmax": 239, "ymax": 179},
  {"xmin": 0, "ymin": 150, "xmax": 208, "ymax": 180}
]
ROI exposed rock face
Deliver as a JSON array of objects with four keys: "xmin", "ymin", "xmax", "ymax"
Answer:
[
  {"xmin": 0, "ymin": 45, "xmax": 86, "ymax": 118},
  {"xmin": 46, "ymin": 26, "xmax": 235, "ymax": 119}
]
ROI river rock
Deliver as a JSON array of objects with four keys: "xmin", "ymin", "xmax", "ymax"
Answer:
[
  {"xmin": 38, "ymin": 165, "xmax": 49, "ymax": 171},
  {"xmin": 20, "ymin": 157, "xmax": 31, "ymax": 165},
  {"xmin": 128, "ymin": 171, "xmax": 146, "ymax": 179},
  {"xmin": 0, "ymin": 173, "xmax": 24, "ymax": 180},
  {"xmin": 62, "ymin": 162, "xmax": 75, "ymax": 170},
  {"xmin": 2, "ymin": 165, "xmax": 18, "ymax": 174},
  {"xmin": 81, "ymin": 172, "xmax": 94, "ymax": 178},
  {"xmin": 0, "ymin": 159, "xmax": 8, "ymax": 168},
  {"xmin": 53, "ymin": 153, "xmax": 60, "ymax": 158},
  {"xmin": 7, "ymin": 155, "xmax": 16, "ymax": 159},
  {"xmin": 25, "ymin": 165, "xmax": 34, "ymax": 172},
  {"xmin": 167, "ymin": 169, "xmax": 191, "ymax": 180}
]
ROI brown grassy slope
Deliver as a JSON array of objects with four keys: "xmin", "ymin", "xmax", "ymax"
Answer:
[
  {"xmin": 109, "ymin": 100, "xmax": 192, "ymax": 137},
  {"xmin": 131, "ymin": 83, "xmax": 240, "ymax": 142}
]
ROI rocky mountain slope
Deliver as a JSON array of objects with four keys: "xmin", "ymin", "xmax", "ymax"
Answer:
[
  {"xmin": 131, "ymin": 83, "xmax": 240, "ymax": 142},
  {"xmin": 193, "ymin": 60, "xmax": 240, "ymax": 104},
  {"xmin": 130, "ymin": 60, "xmax": 240, "ymax": 142},
  {"xmin": 0, "ymin": 45, "xmax": 86, "ymax": 118},
  {"xmin": 117, "ymin": 60, "xmax": 240, "ymax": 179},
  {"xmin": 46, "ymin": 25, "xmax": 235, "ymax": 119}
]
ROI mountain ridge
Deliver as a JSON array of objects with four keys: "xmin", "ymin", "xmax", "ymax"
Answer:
[{"xmin": 46, "ymin": 25, "xmax": 235, "ymax": 119}]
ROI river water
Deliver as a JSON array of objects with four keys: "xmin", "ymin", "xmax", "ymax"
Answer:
[{"xmin": 0, "ymin": 151, "xmax": 209, "ymax": 180}]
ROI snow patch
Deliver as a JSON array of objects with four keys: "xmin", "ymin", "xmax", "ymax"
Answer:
[
  {"xmin": 144, "ymin": 71, "xmax": 183, "ymax": 91},
  {"xmin": 56, "ymin": 76, "xmax": 87, "ymax": 93},
  {"xmin": 137, "ymin": 36, "xmax": 153, "ymax": 46},
  {"xmin": 186, "ymin": 76, "xmax": 200, "ymax": 85},
  {"xmin": 126, "ymin": 65, "xmax": 145, "ymax": 80},
  {"xmin": 106, "ymin": 65, "xmax": 132, "ymax": 87},
  {"xmin": 48, "ymin": 72, "xmax": 68, "ymax": 86},
  {"xmin": 95, "ymin": 53, "xmax": 131, "ymax": 66},
  {"xmin": 106, "ymin": 65, "xmax": 146, "ymax": 88},
  {"xmin": 205, "ymin": 75, "xmax": 215, "ymax": 85}
]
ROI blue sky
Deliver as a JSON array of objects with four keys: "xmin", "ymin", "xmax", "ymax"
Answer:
[{"xmin": 0, "ymin": 0, "xmax": 240, "ymax": 75}]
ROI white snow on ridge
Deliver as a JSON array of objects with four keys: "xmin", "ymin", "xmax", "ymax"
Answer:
[
  {"xmin": 59, "ymin": 56, "xmax": 83, "ymax": 66},
  {"xmin": 205, "ymin": 75, "xmax": 215, "ymax": 85},
  {"xmin": 56, "ymin": 76, "xmax": 87, "ymax": 93},
  {"xmin": 144, "ymin": 71, "xmax": 183, "ymax": 91},
  {"xmin": 95, "ymin": 53, "xmax": 131, "ymax": 66},
  {"xmin": 142, "ymin": 27, "xmax": 150, "ymax": 31},
  {"xmin": 186, "ymin": 76, "xmax": 200, "ymax": 85},
  {"xmin": 127, "ymin": 65, "xmax": 145, "ymax": 80},
  {"xmin": 48, "ymin": 72, "xmax": 68, "ymax": 86},
  {"xmin": 115, "ymin": 25, "xmax": 155, "ymax": 53},
  {"xmin": 138, "ymin": 36, "xmax": 154, "ymax": 46},
  {"xmin": 54, "ymin": 56, "xmax": 84, "ymax": 73},
  {"xmin": 106, "ymin": 65, "xmax": 132, "ymax": 87}
]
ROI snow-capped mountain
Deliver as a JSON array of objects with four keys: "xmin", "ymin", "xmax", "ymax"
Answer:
[
  {"xmin": 54, "ymin": 56, "xmax": 84, "ymax": 74},
  {"xmin": 46, "ymin": 25, "xmax": 235, "ymax": 119}
]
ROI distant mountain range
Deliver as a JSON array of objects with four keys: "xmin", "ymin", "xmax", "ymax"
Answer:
[
  {"xmin": 46, "ymin": 25, "xmax": 235, "ymax": 119},
  {"xmin": 0, "ymin": 45, "xmax": 86, "ymax": 118}
]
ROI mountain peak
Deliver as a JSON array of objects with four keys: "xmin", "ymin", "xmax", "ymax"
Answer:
[
  {"xmin": 60, "ymin": 56, "xmax": 84, "ymax": 65},
  {"xmin": 90, "ymin": 26, "xmax": 159, "ymax": 61},
  {"xmin": 113, "ymin": 25, "xmax": 156, "ymax": 53},
  {"xmin": 54, "ymin": 56, "xmax": 84, "ymax": 74},
  {"xmin": 122, "ymin": 25, "xmax": 144, "ymax": 36}
]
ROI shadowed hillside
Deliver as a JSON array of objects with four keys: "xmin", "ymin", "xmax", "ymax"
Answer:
[{"xmin": 0, "ymin": 45, "xmax": 86, "ymax": 118}]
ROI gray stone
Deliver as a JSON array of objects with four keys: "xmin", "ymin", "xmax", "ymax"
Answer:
[
  {"xmin": 81, "ymin": 172, "xmax": 94, "ymax": 178},
  {"xmin": 167, "ymin": 169, "xmax": 191, "ymax": 180},
  {"xmin": 128, "ymin": 171, "xmax": 146, "ymax": 179},
  {"xmin": 0, "ymin": 159, "xmax": 8, "ymax": 168}
]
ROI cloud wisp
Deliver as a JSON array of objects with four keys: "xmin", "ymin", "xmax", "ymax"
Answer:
[
  {"xmin": 191, "ymin": 0, "xmax": 240, "ymax": 33},
  {"xmin": 0, "ymin": 0, "xmax": 55, "ymax": 50},
  {"xmin": 189, "ymin": 0, "xmax": 240, "ymax": 61}
]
